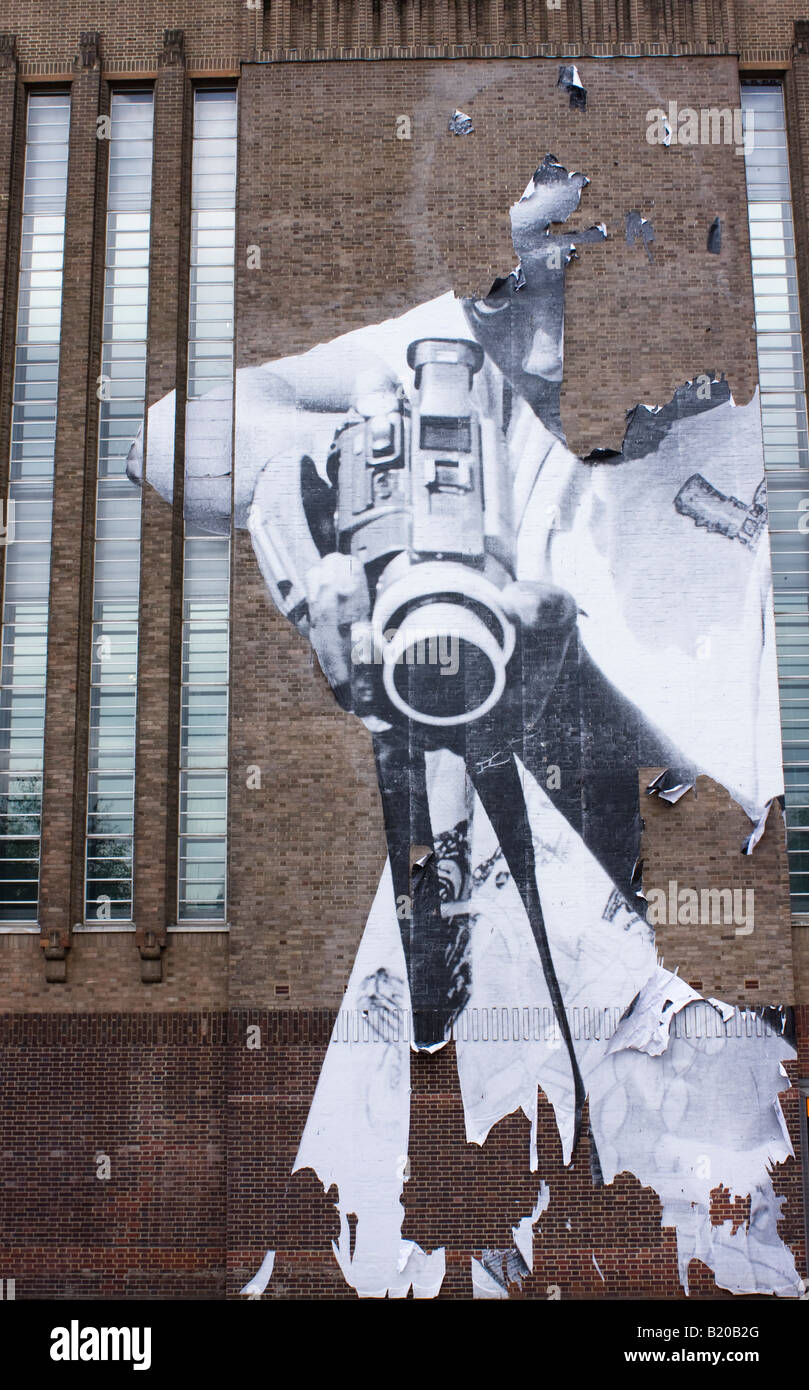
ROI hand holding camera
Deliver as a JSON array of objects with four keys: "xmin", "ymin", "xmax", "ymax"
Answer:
[{"xmin": 249, "ymin": 334, "xmax": 579, "ymax": 735}]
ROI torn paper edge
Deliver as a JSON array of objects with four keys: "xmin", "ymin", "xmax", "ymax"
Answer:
[{"xmin": 240, "ymin": 1249, "xmax": 275, "ymax": 1296}]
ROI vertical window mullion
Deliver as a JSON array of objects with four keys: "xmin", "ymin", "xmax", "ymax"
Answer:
[
  {"xmin": 0, "ymin": 91, "xmax": 70, "ymax": 926},
  {"xmin": 743, "ymin": 82, "xmax": 809, "ymax": 912},
  {"xmin": 178, "ymin": 88, "xmax": 236, "ymax": 925},
  {"xmin": 84, "ymin": 90, "xmax": 154, "ymax": 925}
]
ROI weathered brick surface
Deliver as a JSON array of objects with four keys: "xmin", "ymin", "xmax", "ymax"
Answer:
[
  {"xmin": 0, "ymin": 0, "xmax": 801, "ymax": 74},
  {"xmin": 0, "ymin": 6, "xmax": 248, "ymax": 71},
  {"xmin": 133, "ymin": 48, "xmax": 192, "ymax": 955},
  {"xmin": 3, "ymin": 1011, "xmax": 802, "ymax": 1300},
  {"xmin": 0, "ymin": 932, "xmax": 228, "ymax": 1011},
  {"xmin": 641, "ymin": 778, "xmax": 794, "ymax": 1004},
  {"xmin": 39, "ymin": 54, "xmax": 105, "ymax": 948},
  {"xmin": 0, "ymin": 2, "xmax": 805, "ymax": 1302},
  {"xmin": 0, "ymin": 1012, "xmax": 227, "ymax": 1300}
]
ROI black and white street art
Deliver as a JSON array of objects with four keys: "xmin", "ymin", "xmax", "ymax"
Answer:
[{"xmin": 129, "ymin": 155, "xmax": 804, "ymax": 1300}]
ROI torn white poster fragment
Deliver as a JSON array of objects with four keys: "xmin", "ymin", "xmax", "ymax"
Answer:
[{"xmin": 448, "ymin": 108, "xmax": 474, "ymax": 135}]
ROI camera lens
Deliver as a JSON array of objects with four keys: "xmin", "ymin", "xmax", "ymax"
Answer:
[
  {"xmin": 392, "ymin": 635, "xmax": 496, "ymax": 721},
  {"xmin": 381, "ymin": 598, "xmax": 510, "ymax": 726}
]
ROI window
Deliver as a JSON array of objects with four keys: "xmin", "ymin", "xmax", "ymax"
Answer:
[
  {"xmin": 178, "ymin": 88, "xmax": 237, "ymax": 923},
  {"xmin": 84, "ymin": 90, "xmax": 155, "ymax": 924},
  {"xmin": 0, "ymin": 91, "xmax": 70, "ymax": 925},
  {"xmin": 742, "ymin": 82, "xmax": 809, "ymax": 911}
]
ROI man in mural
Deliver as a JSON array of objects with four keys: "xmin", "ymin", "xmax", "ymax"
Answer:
[{"xmin": 129, "ymin": 156, "xmax": 802, "ymax": 1301}]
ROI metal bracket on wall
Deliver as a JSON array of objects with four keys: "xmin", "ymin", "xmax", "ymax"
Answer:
[
  {"xmin": 0, "ymin": 33, "xmax": 17, "ymax": 71},
  {"xmin": 41, "ymin": 928, "xmax": 68, "ymax": 983},
  {"xmin": 137, "ymin": 928, "xmax": 165, "ymax": 984},
  {"xmin": 160, "ymin": 29, "xmax": 185, "ymax": 66},
  {"xmin": 76, "ymin": 32, "xmax": 100, "ymax": 70}
]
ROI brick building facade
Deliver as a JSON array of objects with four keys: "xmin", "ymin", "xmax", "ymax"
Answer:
[{"xmin": 1, "ymin": 0, "xmax": 808, "ymax": 1300}]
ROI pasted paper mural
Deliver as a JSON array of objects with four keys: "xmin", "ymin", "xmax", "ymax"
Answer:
[{"xmin": 129, "ymin": 152, "xmax": 803, "ymax": 1300}]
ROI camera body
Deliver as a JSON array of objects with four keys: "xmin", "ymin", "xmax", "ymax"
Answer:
[{"xmin": 331, "ymin": 338, "xmax": 516, "ymax": 727}]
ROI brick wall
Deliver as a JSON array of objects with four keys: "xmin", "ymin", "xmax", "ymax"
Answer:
[
  {"xmin": 3, "ymin": 1009, "xmax": 802, "ymax": 1299},
  {"xmin": 0, "ymin": 933, "xmax": 228, "ymax": 1012},
  {"xmin": 0, "ymin": 3, "xmax": 805, "ymax": 1301},
  {"xmin": 641, "ymin": 779, "xmax": 794, "ymax": 1004},
  {"xmin": 0, "ymin": 4, "xmax": 247, "ymax": 71},
  {"xmin": 0, "ymin": 1013, "xmax": 227, "ymax": 1300}
]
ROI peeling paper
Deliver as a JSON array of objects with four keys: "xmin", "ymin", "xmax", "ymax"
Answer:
[
  {"xmin": 557, "ymin": 64, "xmax": 586, "ymax": 111},
  {"xmin": 292, "ymin": 864, "xmax": 445, "ymax": 1299},
  {"xmin": 391, "ymin": 1240, "xmax": 446, "ymax": 1299},
  {"xmin": 707, "ymin": 997, "xmax": 736, "ymax": 1023},
  {"xmin": 649, "ymin": 779, "xmax": 774, "ymax": 855},
  {"xmin": 756, "ymin": 1004, "xmax": 793, "ymax": 1041},
  {"xmin": 239, "ymin": 1249, "xmax": 275, "ymax": 1296},
  {"xmin": 742, "ymin": 799, "xmax": 771, "ymax": 855},
  {"xmin": 592, "ymin": 1252, "xmax": 606, "ymax": 1282},
  {"xmin": 584, "ymin": 375, "xmax": 731, "ymax": 466},
  {"xmin": 588, "ymin": 999, "xmax": 801, "ymax": 1297},
  {"xmin": 515, "ymin": 155, "xmax": 589, "ymax": 224},
  {"xmin": 447, "ymin": 765, "xmax": 801, "ymax": 1299},
  {"xmin": 572, "ymin": 222, "xmax": 608, "ymax": 244},
  {"xmin": 448, "ymin": 109, "xmax": 474, "ymax": 136},
  {"xmin": 608, "ymin": 969, "xmax": 702, "ymax": 1057},
  {"xmin": 672, "ymin": 1186, "xmax": 796, "ymax": 1297},
  {"xmin": 646, "ymin": 769, "xmax": 695, "ymax": 804},
  {"xmin": 512, "ymin": 1180, "xmax": 551, "ymax": 1272},
  {"xmin": 648, "ymin": 782, "xmax": 694, "ymax": 804},
  {"xmin": 475, "ymin": 1186, "xmax": 550, "ymax": 1300},
  {"xmin": 471, "ymin": 1256, "xmax": 509, "ymax": 1299},
  {"xmin": 478, "ymin": 1245, "xmax": 531, "ymax": 1295},
  {"xmin": 626, "ymin": 210, "xmax": 655, "ymax": 263},
  {"xmin": 631, "ymin": 855, "xmax": 645, "ymax": 897}
]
